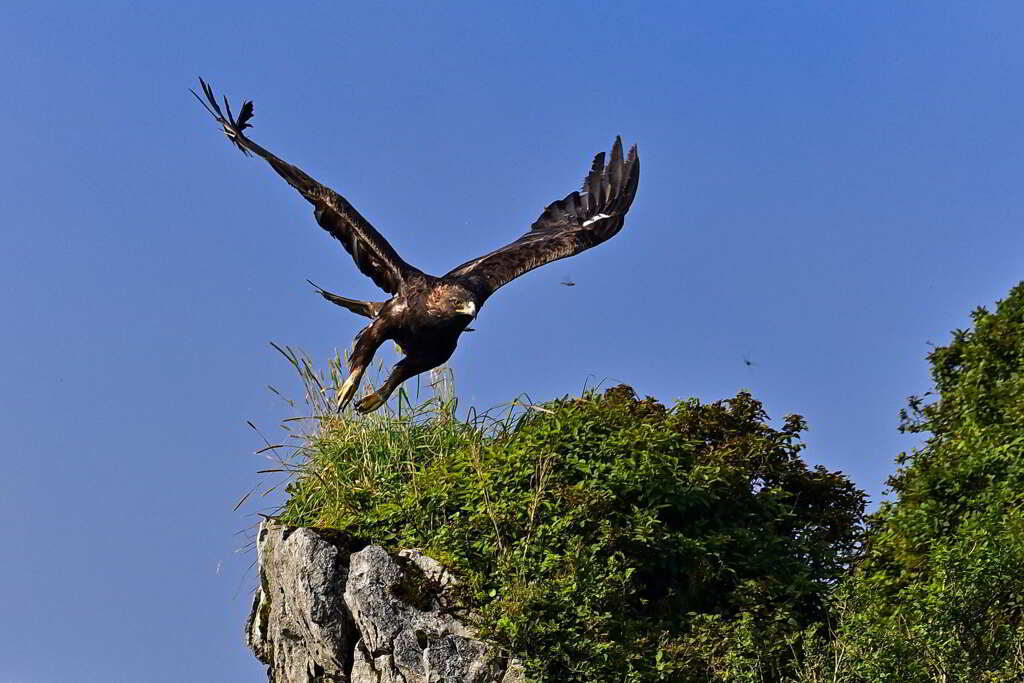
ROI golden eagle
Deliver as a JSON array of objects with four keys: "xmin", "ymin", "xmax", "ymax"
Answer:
[{"xmin": 193, "ymin": 79, "xmax": 640, "ymax": 413}]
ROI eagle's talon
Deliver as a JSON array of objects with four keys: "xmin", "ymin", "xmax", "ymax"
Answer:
[
  {"xmin": 356, "ymin": 392, "xmax": 386, "ymax": 414},
  {"xmin": 336, "ymin": 367, "xmax": 364, "ymax": 413}
]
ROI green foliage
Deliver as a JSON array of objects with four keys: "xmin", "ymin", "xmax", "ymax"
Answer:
[
  {"xmin": 794, "ymin": 283, "xmax": 1024, "ymax": 682},
  {"xmin": 272, "ymin": 365, "xmax": 864, "ymax": 682}
]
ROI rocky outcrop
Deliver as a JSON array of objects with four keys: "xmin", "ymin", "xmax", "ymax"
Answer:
[
  {"xmin": 246, "ymin": 521, "xmax": 524, "ymax": 683},
  {"xmin": 246, "ymin": 525, "xmax": 356, "ymax": 681}
]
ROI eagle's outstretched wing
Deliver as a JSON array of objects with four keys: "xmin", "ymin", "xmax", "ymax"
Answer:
[
  {"xmin": 192, "ymin": 78, "xmax": 419, "ymax": 294},
  {"xmin": 445, "ymin": 137, "xmax": 639, "ymax": 300}
]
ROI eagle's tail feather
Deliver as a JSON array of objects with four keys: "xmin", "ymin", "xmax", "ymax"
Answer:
[{"xmin": 307, "ymin": 280, "xmax": 383, "ymax": 319}]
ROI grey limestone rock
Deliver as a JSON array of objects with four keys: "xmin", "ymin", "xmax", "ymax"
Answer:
[
  {"xmin": 345, "ymin": 545, "xmax": 507, "ymax": 683},
  {"xmin": 246, "ymin": 523, "xmax": 356, "ymax": 682},
  {"xmin": 247, "ymin": 521, "xmax": 522, "ymax": 683}
]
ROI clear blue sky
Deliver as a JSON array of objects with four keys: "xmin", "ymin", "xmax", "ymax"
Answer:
[{"xmin": 2, "ymin": 2, "xmax": 1022, "ymax": 681}]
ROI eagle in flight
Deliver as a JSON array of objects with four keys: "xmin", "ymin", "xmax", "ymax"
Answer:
[{"xmin": 193, "ymin": 79, "xmax": 640, "ymax": 413}]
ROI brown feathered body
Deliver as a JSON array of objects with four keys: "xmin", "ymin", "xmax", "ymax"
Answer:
[
  {"xmin": 193, "ymin": 78, "xmax": 640, "ymax": 412},
  {"xmin": 345, "ymin": 276, "xmax": 478, "ymax": 412}
]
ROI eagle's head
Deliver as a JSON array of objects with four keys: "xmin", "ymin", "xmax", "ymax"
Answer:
[
  {"xmin": 433, "ymin": 284, "xmax": 478, "ymax": 322},
  {"xmin": 455, "ymin": 295, "xmax": 478, "ymax": 317},
  {"xmin": 451, "ymin": 293, "xmax": 478, "ymax": 319}
]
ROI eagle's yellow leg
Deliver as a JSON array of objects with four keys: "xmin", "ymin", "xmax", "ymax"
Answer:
[{"xmin": 336, "ymin": 366, "xmax": 366, "ymax": 412}]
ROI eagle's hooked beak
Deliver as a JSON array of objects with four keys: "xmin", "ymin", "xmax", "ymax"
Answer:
[{"xmin": 457, "ymin": 300, "xmax": 478, "ymax": 318}]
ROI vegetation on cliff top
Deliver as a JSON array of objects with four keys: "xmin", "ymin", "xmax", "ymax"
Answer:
[
  {"xmin": 268, "ymin": 353, "xmax": 864, "ymax": 680},
  {"xmin": 262, "ymin": 281, "xmax": 1024, "ymax": 681}
]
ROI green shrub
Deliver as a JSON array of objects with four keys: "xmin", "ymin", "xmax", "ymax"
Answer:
[
  {"xmin": 271, "ymin": 357, "xmax": 864, "ymax": 682},
  {"xmin": 795, "ymin": 283, "xmax": 1024, "ymax": 682}
]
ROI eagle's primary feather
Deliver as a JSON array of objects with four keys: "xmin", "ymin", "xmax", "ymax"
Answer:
[{"xmin": 194, "ymin": 78, "xmax": 640, "ymax": 412}]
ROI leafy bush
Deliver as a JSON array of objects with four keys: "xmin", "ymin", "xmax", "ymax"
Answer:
[
  {"xmin": 795, "ymin": 282, "xmax": 1024, "ymax": 682},
  {"xmin": 270, "ymin": 354, "xmax": 864, "ymax": 682}
]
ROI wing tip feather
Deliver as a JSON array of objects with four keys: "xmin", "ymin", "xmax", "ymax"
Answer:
[
  {"xmin": 583, "ymin": 136, "xmax": 640, "ymax": 221},
  {"xmin": 193, "ymin": 76, "xmax": 256, "ymax": 155}
]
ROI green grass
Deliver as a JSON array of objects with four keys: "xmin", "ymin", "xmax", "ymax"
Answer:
[{"xmin": 258, "ymin": 343, "xmax": 526, "ymax": 535}]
